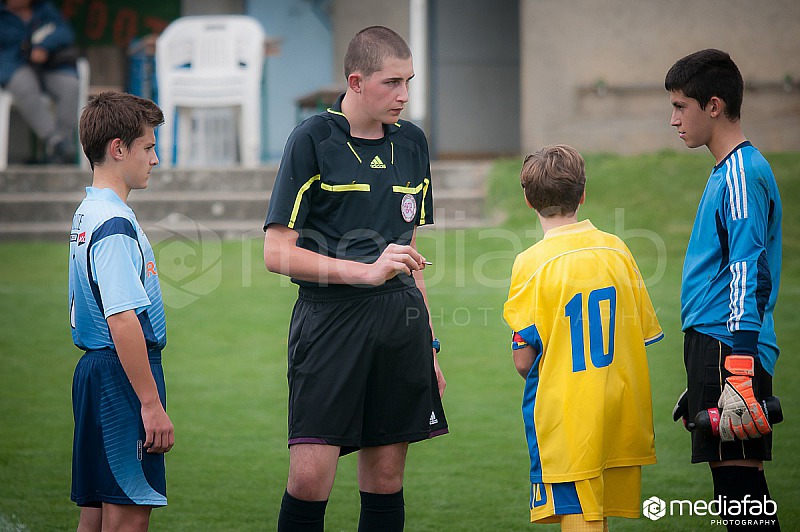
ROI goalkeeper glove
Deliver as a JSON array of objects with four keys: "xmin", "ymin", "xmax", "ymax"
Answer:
[
  {"xmin": 672, "ymin": 388, "xmax": 691, "ymax": 431},
  {"xmin": 717, "ymin": 355, "xmax": 772, "ymax": 442}
]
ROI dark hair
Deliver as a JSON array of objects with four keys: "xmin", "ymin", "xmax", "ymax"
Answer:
[
  {"xmin": 664, "ymin": 48, "xmax": 743, "ymax": 120},
  {"xmin": 343, "ymin": 26, "xmax": 411, "ymax": 79},
  {"xmin": 520, "ymin": 144, "xmax": 586, "ymax": 217},
  {"xmin": 79, "ymin": 92, "xmax": 164, "ymax": 169}
]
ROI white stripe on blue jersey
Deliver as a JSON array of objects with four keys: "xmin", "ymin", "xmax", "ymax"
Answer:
[
  {"xmin": 727, "ymin": 261, "xmax": 747, "ymax": 332},
  {"xmin": 737, "ymin": 151, "xmax": 748, "ymax": 219},
  {"xmin": 681, "ymin": 142, "xmax": 782, "ymax": 375},
  {"xmin": 725, "ymin": 151, "xmax": 749, "ymax": 221}
]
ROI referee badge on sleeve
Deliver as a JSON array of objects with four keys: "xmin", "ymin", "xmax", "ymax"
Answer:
[{"xmin": 401, "ymin": 194, "xmax": 417, "ymax": 222}]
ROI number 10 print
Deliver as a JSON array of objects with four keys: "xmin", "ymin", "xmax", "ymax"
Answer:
[{"xmin": 565, "ymin": 286, "xmax": 617, "ymax": 372}]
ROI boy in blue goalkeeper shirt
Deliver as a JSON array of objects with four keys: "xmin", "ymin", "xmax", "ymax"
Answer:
[
  {"xmin": 666, "ymin": 49, "xmax": 782, "ymax": 531},
  {"xmin": 68, "ymin": 92, "xmax": 173, "ymax": 531}
]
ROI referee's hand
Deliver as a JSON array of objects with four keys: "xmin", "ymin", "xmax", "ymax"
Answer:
[{"xmin": 366, "ymin": 243, "xmax": 427, "ymax": 285}]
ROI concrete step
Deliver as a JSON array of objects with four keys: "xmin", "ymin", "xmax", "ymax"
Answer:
[
  {"xmin": 0, "ymin": 189, "xmax": 487, "ymax": 240},
  {"xmin": 0, "ymin": 161, "xmax": 493, "ymax": 240},
  {"xmin": 429, "ymin": 160, "xmax": 493, "ymax": 190},
  {"xmin": 0, "ymin": 165, "xmax": 280, "ymax": 193},
  {"xmin": 0, "ymin": 188, "xmax": 483, "ymax": 221},
  {"xmin": 0, "ymin": 190, "xmax": 267, "ymax": 223},
  {"xmin": 0, "ymin": 161, "xmax": 489, "ymax": 193}
]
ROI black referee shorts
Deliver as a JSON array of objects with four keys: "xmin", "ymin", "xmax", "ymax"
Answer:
[
  {"xmin": 286, "ymin": 278, "xmax": 448, "ymax": 454},
  {"xmin": 684, "ymin": 328, "xmax": 773, "ymax": 463}
]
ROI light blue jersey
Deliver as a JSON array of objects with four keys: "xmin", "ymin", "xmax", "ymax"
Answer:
[
  {"xmin": 69, "ymin": 187, "xmax": 166, "ymax": 352},
  {"xmin": 681, "ymin": 142, "xmax": 782, "ymax": 374}
]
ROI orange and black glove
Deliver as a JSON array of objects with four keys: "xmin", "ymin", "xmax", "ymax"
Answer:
[{"xmin": 717, "ymin": 355, "xmax": 772, "ymax": 441}]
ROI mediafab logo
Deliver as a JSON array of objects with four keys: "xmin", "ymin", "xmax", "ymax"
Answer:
[
  {"xmin": 643, "ymin": 496, "xmax": 667, "ymax": 520},
  {"xmin": 643, "ymin": 495, "xmax": 778, "ymax": 526}
]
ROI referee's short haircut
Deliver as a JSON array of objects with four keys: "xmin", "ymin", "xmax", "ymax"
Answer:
[
  {"xmin": 665, "ymin": 48, "xmax": 743, "ymax": 121},
  {"xmin": 520, "ymin": 144, "xmax": 586, "ymax": 218},
  {"xmin": 344, "ymin": 26, "xmax": 411, "ymax": 79},
  {"xmin": 79, "ymin": 92, "xmax": 164, "ymax": 170}
]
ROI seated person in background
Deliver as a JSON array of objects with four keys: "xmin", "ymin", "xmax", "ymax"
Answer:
[{"xmin": 0, "ymin": 0, "xmax": 80, "ymax": 163}]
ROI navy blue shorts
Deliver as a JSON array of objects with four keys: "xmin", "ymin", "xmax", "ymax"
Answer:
[
  {"xmin": 286, "ymin": 278, "xmax": 448, "ymax": 454},
  {"xmin": 71, "ymin": 349, "xmax": 167, "ymax": 507}
]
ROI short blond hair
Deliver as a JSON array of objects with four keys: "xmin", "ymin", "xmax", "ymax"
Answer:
[{"xmin": 520, "ymin": 144, "xmax": 586, "ymax": 217}]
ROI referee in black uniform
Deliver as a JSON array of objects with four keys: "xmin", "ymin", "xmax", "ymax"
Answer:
[{"xmin": 264, "ymin": 26, "xmax": 448, "ymax": 532}]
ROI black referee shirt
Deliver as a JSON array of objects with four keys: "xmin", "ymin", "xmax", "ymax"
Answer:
[{"xmin": 265, "ymin": 94, "xmax": 434, "ymax": 279}]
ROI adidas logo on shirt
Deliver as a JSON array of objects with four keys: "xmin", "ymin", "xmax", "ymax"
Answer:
[{"xmin": 370, "ymin": 156, "xmax": 387, "ymax": 169}]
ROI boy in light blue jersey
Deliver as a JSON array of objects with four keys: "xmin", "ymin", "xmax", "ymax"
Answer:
[
  {"xmin": 68, "ymin": 92, "xmax": 173, "ymax": 532},
  {"xmin": 666, "ymin": 49, "xmax": 782, "ymax": 531}
]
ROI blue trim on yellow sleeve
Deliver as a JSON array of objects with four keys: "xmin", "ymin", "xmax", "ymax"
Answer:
[
  {"xmin": 645, "ymin": 331, "xmax": 665, "ymax": 346},
  {"xmin": 517, "ymin": 324, "xmax": 543, "ymax": 355}
]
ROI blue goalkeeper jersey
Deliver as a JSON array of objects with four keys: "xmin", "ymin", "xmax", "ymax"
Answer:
[
  {"xmin": 681, "ymin": 142, "xmax": 782, "ymax": 374},
  {"xmin": 69, "ymin": 187, "xmax": 166, "ymax": 352}
]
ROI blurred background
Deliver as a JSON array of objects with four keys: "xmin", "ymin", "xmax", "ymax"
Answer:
[
  {"xmin": 5, "ymin": 0, "xmax": 800, "ymax": 166},
  {"xmin": 1, "ymin": 3, "xmax": 799, "ymax": 529}
]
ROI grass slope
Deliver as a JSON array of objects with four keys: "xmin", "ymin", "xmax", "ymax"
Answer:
[{"xmin": 0, "ymin": 150, "xmax": 797, "ymax": 530}]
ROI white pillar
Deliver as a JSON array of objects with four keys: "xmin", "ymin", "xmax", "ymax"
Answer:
[{"xmin": 409, "ymin": 0, "xmax": 427, "ymax": 126}]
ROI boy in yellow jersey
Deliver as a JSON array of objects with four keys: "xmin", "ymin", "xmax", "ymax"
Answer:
[{"xmin": 503, "ymin": 145, "xmax": 664, "ymax": 530}]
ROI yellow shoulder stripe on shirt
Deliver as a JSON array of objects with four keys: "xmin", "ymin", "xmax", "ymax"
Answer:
[
  {"xmin": 392, "ymin": 183, "xmax": 424, "ymax": 194},
  {"xmin": 288, "ymin": 174, "xmax": 321, "ymax": 229},
  {"xmin": 321, "ymin": 183, "xmax": 370, "ymax": 192},
  {"xmin": 420, "ymin": 178, "xmax": 430, "ymax": 224}
]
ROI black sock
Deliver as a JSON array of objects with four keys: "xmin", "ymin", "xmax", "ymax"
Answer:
[
  {"xmin": 358, "ymin": 489, "xmax": 405, "ymax": 532},
  {"xmin": 711, "ymin": 466, "xmax": 780, "ymax": 531},
  {"xmin": 277, "ymin": 490, "xmax": 328, "ymax": 532}
]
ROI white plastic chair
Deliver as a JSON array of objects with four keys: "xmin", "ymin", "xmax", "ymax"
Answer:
[
  {"xmin": 0, "ymin": 56, "xmax": 90, "ymax": 171},
  {"xmin": 155, "ymin": 15, "xmax": 266, "ymax": 168}
]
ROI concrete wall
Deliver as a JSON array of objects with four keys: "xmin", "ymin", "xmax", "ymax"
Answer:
[
  {"xmin": 247, "ymin": 0, "xmax": 335, "ymax": 160},
  {"xmin": 331, "ymin": 0, "xmax": 411, "ymax": 84},
  {"xmin": 430, "ymin": 0, "xmax": 519, "ymax": 158},
  {"xmin": 520, "ymin": 0, "xmax": 800, "ymax": 155},
  {"xmin": 331, "ymin": 0, "xmax": 520, "ymax": 159}
]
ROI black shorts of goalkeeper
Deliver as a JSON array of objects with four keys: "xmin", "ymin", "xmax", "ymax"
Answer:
[{"xmin": 684, "ymin": 328, "xmax": 773, "ymax": 463}]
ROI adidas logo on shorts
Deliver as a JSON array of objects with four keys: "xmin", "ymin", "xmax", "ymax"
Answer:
[{"xmin": 429, "ymin": 411, "xmax": 438, "ymax": 425}]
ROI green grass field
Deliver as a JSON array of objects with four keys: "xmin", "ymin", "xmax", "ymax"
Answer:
[{"xmin": 1, "ymin": 150, "xmax": 798, "ymax": 531}]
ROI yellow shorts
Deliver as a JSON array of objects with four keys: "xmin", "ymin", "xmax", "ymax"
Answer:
[{"xmin": 530, "ymin": 466, "xmax": 642, "ymax": 523}]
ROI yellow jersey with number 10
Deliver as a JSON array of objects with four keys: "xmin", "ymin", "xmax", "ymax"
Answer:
[{"xmin": 504, "ymin": 220, "xmax": 663, "ymax": 484}]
